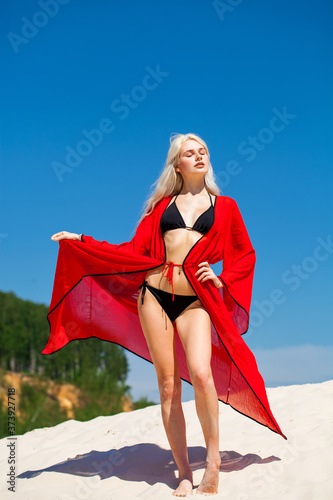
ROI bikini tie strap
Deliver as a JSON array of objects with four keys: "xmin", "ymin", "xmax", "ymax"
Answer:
[
  {"xmin": 138, "ymin": 280, "xmax": 148, "ymax": 305},
  {"xmin": 161, "ymin": 261, "xmax": 182, "ymax": 301}
]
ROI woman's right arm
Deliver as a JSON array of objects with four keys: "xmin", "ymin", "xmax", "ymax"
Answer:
[
  {"xmin": 51, "ymin": 231, "xmax": 82, "ymax": 241},
  {"xmin": 50, "ymin": 211, "xmax": 153, "ymax": 256}
]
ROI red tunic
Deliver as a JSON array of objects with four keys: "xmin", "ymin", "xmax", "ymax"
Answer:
[{"xmin": 43, "ymin": 195, "xmax": 286, "ymax": 439}]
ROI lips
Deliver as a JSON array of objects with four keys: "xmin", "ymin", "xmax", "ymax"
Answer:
[{"xmin": 195, "ymin": 162, "xmax": 205, "ymax": 167}]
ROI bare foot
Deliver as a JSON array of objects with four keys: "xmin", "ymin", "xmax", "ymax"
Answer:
[
  {"xmin": 172, "ymin": 470, "xmax": 193, "ymax": 497},
  {"xmin": 196, "ymin": 459, "xmax": 220, "ymax": 496}
]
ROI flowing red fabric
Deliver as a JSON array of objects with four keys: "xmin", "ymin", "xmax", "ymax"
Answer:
[{"xmin": 43, "ymin": 195, "xmax": 286, "ymax": 439}]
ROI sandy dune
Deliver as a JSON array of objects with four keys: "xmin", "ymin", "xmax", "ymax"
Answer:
[{"xmin": 1, "ymin": 380, "xmax": 332, "ymax": 499}]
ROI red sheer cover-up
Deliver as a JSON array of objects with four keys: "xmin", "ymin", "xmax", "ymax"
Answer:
[{"xmin": 43, "ymin": 195, "xmax": 286, "ymax": 439}]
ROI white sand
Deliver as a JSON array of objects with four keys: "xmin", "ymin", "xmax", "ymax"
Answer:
[{"xmin": 1, "ymin": 380, "xmax": 332, "ymax": 499}]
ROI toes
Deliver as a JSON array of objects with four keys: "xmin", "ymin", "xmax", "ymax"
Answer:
[{"xmin": 173, "ymin": 479, "xmax": 193, "ymax": 497}]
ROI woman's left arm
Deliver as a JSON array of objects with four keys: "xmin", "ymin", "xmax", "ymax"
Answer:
[{"xmin": 195, "ymin": 198, "xmax": 256, "ymax": 306}]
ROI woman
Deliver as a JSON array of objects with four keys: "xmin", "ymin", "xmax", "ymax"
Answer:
[{"xmin": 45, "ymin": 133, "xmax": 285, "ymax": 497}]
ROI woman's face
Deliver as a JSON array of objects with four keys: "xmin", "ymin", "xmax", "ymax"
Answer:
[{"xmin": 176, "ymin": 139, "xmax": 209, "ymax": 176}]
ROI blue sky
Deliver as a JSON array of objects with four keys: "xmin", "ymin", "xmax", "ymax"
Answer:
[{"xmin": 1, "ymin": 0, "xmax": 332, "ymax": 402}]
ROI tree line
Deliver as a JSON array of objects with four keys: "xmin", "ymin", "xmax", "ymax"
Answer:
[{"xmin": 0, "ymin": 290, "xmax": 154, "ymax": 437}]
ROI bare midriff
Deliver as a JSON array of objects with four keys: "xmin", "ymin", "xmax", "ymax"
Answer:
[{"xmin": 145, "ymin": 228, "xmax": 203, "ymax": 296}]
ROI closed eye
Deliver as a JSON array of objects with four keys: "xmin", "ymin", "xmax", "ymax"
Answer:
[{"xmin": 185, "ymin": 149, "xmax": 206, "ymax": 157}]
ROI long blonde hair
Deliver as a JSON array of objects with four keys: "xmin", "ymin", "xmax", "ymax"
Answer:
[{"xmin": 135, "ymin": 133, "xmax": 221, "ymax": 230}]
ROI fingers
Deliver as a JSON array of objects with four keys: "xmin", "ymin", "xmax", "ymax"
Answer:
[
  {"xmin": 197, "ymin": 273, "xmax": 211, "ymax": 283},
  {"xmin": 195, "ymin": 262, "xmax": 214, "ymax": 283},
  {"xmin": 51, "ymin": 232, "xmax": 62, "ymax": 239},
  {"xmin": 198, "ymin": 262, "xmax": 209, "ymax": 267},
  {"xmin": 194, "ymin": 263, "xmax": 223, "ymax": 289},
  {"xmin": 51, "ymin": 231, "xmax": 66, "ymax": 241},
  {"xmin": 51, "ymin": 231, "xmax": 80, "ymax": 242}
]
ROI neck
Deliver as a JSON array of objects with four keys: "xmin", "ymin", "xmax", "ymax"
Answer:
[{"xmin": 179, "ymin": 178, "xmax": 207, "ymax": 196}]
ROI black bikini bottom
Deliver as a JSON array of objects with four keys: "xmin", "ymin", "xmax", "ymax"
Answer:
[{"xmin": 138, "ymin": 280, "xmax": 199, "ymax": 323}]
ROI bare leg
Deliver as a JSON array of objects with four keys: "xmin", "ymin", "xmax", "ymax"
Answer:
[
  {"xmin": 137, "ymin": 288, "xmax": 193, "ymax": 496},
  {"xmin": 193, "ymin": 376, "xmax": 221, "ymax": 495},
  {"xmin": 175, "ymin": 305, "xmax": 221, "ymax": 495}
]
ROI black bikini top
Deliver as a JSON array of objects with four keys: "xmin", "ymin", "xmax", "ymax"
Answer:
[{"xmin": 160, "ymin": 192, "xmax": 215, "ymax": 236}]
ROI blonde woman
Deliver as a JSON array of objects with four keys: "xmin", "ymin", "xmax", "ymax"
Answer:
[{"xmin": 46, "ymin": 133, "xmax": 285, "ymax": 497}]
